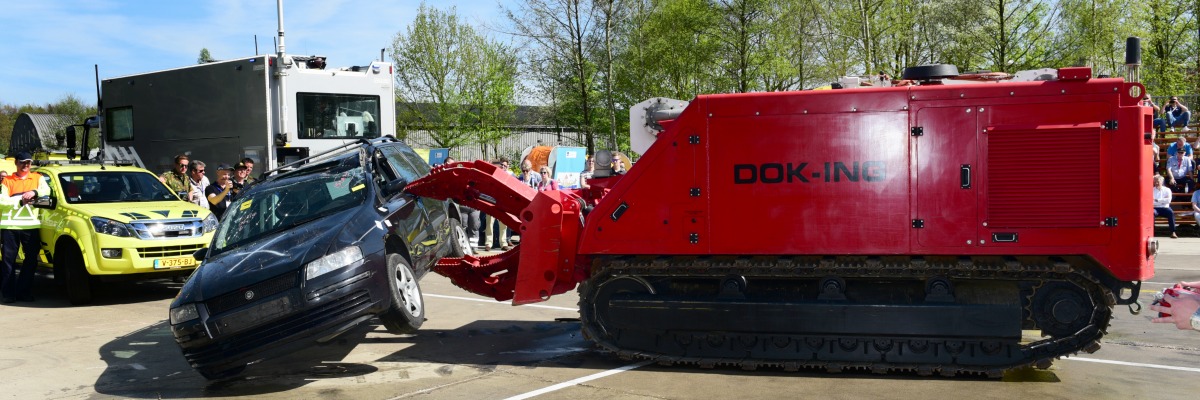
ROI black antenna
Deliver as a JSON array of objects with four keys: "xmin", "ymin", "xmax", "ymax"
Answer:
[
  {"xmin": 94, "ymin": 64, "xmax": 102, "ymax": 161},
  {"xmin": 255, "ymin": 34, "xmax": 259, "ymax": 55}
]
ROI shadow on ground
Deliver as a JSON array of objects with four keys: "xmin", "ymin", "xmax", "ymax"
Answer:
[
  {"xmin": 92, "ymin": 320, "xmax": 376, "ymax": 398},
  {"xmin": 90, "ymin": 318, "xmax": 588, "ymax": 398},
  {"xmin": 1, "ymin": 271, "xmax": 184, "ymax": 309},
  {"xmin": 91, "ymin": 314, "xmax": 1036, "ymax": 399}
]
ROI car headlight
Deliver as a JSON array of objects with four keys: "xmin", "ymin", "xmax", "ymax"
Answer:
[
  {"xmin": 305, "ymin": 246, "xmax": 363, "ymax": 281},
  {"xmin": 169, "ymin": 303, "xmax": 199, "ymax": 325},
  {"xmin": 91, "ymin": 217, "xmax": 132, "ymax": 237},
  {"xmin": 202, "ymin": 214, "xmax": 218, "ymax": 233}
]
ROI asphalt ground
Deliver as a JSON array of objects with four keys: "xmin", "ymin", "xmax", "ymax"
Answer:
[{"xmin": 0, "ymin": 241, "xmax": 1197, "ymax": 399}]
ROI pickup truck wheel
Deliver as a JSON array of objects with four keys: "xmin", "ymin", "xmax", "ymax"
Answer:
[
  {"xmin": 379, "ymin": 254, "xmax": 424, "ymax": 334},
  {"xmin": 59, "ymin": 248, "xmax": 94, "ymax": 305},
  {"xmin": 449, "ymin": 217, "xmax": 473, "ymax": 257}
]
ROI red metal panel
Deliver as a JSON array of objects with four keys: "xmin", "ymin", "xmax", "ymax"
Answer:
[
  {"xmin": 913, "ymin": 107, "xmax": 978, "ymax": 248},
  {"xmin": 705, "ymin": 111, "xmax": 911, "ymax": 254},
  {"xmin": 987, "ymin": 123, "xmax": 1101, "ymax": 228}
]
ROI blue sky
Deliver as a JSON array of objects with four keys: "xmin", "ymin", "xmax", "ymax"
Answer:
[{"xmin": 1, "ymin": 0, "xmax": 514, "ymax": 106}]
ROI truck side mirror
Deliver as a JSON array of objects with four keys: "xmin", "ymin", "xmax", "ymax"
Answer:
[
  {"xmin": 65, "ymin": 126, "xmax": 77, "ymax": 160},
  {"xmin": 31, "ymin": 196, "xmax": 56, "ymax": 210}
]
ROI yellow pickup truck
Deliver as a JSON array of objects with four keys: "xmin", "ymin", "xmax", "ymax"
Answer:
[{"xmin": 29, "ymin": 162, "xmax": 216, "ymax": 304}]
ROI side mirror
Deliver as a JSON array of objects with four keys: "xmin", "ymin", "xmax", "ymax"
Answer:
[
  {"xmin": 65, "ymin": 126, "xmax": 77, "ymax": 160},
  {"xmin": 31, "ymin": 196, "xmax": 56, "ymax": 210},
  {"xmin": 385, "ymin": 178, "xmax": 408, "ymax": 196},
  {"xmin": 192, "ymin": 247, "xmax": 209, "ymax": 262}
]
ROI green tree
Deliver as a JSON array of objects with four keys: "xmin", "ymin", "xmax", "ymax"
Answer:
[
  {"xmin": 197, "ymin": 48, "xmax": 215, "ymax": 64},
  {"xmin": 393, "ymin": 4, "xmax": 480, "ymax": 149},
  {"xmin": 505, "ymin": 0, "xmax": 602, "ymax": 152},
  {"xmin": 976, "ymin": 0, "xmax": 1063, "ymax": 72},
  {"xmin": 1142, "ymin": 0, "xmax": 1195, "ymax": 96}
]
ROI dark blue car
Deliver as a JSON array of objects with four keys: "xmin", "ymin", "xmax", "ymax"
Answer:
[{"xmin": 168, "ymin": 137, "xmax": 469, "ymax": 379}]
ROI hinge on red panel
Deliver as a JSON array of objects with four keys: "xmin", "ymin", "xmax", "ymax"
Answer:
[
  {"xmin": 689, "ymin": 187, "xmax": 701, "ymax": 197},
  {"xmin": 1104, "ymin": 217, "xmax": 1118, "ymax": 227},
  {"xmin": 688, "ymin": 135, "xmax": 700, "ymax": 144},
  {"xmin": 912, "ymin": 219, "xmax": 924, "ymax": 228},
  {"xmin": 689, "ymin": 232, "xmax": 700, "ymax": 244},
  {"xmin": 911, "ymin": 127, "xmax": 924, "ymax": 136},
  {"xmin": 1103, "ymin": 120, "xmax": 1118, "ymax": 130}
]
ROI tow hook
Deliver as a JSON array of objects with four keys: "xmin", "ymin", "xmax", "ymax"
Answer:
[{"xmin": 1128, "ymin": 301, "xmax": 1142, "ymax": 315}]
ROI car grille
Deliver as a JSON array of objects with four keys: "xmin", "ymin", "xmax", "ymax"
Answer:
[
  {"xmin": 183, "ymin": 290, "xmax": 373, "ymax": 367},
  {"xmin": 129, "ymin": 219, "xmax": 205, "ymax": 240},
  {"xmin": 138, "ymin": 244, "xmax": 207, "ymax": 258},
  {"xmin": 205, "ymin": 272, "xmax": 300, "ymax": 316}
]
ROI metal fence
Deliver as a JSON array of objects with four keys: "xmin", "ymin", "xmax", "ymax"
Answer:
[{"xmin": 400, "ymin": 128, "xmax": 589, "ymax": 162}]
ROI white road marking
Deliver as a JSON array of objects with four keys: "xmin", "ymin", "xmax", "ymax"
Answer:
[
  {"xmin": 1065, "ymin": 357, "xmax": 1200, "ymax": 373},
  {"xmin": 503, "ymin": 360, "xmax": 653, "ymax": 400},
  {"xmin": 426, "ymin": 293, "xmax": 578, "ymax": 312}
]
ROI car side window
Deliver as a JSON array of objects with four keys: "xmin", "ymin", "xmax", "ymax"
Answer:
[
  {"xmin": 380, "ymin": 146, "xmax": 424, "ymax": 183},
  {"xmin": 40, "ymin": 173, "xmax": 54, "ymax": 197}
]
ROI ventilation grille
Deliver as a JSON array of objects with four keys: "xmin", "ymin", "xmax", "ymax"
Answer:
[
  {"xmin": 987, "ymin": 126, "xmax": 1100, "ymax": 228},
  {"xmin": 205, "ymin": 271, "xmax": 299, "ymax": 316}
]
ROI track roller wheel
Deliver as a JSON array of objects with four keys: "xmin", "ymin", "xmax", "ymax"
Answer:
[{"xmin": 1031, "ymin": 282, "xmax": 1093, "ymax": 337}]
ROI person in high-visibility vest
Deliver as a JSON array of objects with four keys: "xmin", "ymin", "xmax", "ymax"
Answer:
[{"xmin": 1, "ymin": 152, "xmax": 50, "ymax": 303}]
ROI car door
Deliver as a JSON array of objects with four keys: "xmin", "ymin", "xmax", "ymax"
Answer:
[
  {"xmin": 33, "ymin": 170, "xmax": 63, "ymax": 265},
  {"xmin": 371, "ymin": 147, "xmax": 437, "ymax": 272}
]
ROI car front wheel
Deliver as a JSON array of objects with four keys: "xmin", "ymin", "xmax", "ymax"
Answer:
[
  {"xmin": 379, "ymin": 254, "xmax": 424, "ymax": 334},
  {"xmin": 58, "ymin": 246, "xmax": 94, "ymax": 305}
]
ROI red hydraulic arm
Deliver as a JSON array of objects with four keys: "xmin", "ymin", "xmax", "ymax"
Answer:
[{"xmin": 405, "ymin": 160, "xmax": 588, "ymax": 304}]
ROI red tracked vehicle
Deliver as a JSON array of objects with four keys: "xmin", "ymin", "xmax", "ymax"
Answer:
[{"xmin": 406, "ymin": 63, "xmax": 1154, "ymax": 376}]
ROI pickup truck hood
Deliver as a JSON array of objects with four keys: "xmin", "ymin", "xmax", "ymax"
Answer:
[{"xmin": 69, "ymin": 201, "xmax": 209, "ymax": 222}]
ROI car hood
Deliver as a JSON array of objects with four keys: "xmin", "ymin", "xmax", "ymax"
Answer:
[
  {"xmin": 68, "ymin": 201, "xmax": 210, "ymax": 222},
  {"xmin": 174, "ymin": 208, "xmax": 362, "ymax": 305}
]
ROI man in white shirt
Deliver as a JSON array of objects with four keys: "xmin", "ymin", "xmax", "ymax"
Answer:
[
  {"xmin": 1154, "ymin": 174, "xmax": 1178, "ymax": 238},
  {"xmin": 1166, "ymin": 150, "xmax": 1196, "ymax": 192}
]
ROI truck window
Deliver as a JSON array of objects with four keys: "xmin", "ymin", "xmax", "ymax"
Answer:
[
  {"xmin": 106, "ymin": 107, "xmax": 134, "ymax": 141},
  {"xmin": 296, "ymin": 93, "xmax": 381, "ymax": 139}
]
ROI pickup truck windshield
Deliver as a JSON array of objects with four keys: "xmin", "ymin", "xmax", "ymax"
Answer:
[
  {"xmin": 59, "ymin": 172, "xmax": 179, "ymax": 203},
  {"xmin": 212, "ymin": 165, "xmax": 368, "ymax": 253}
]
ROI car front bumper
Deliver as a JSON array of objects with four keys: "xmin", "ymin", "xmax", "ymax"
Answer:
[{"xmin": 171, "ymin": 255, "xmax": 390, "ymax": 373}]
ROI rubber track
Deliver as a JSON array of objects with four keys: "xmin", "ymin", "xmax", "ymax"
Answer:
[{"xmin": 577, "ymin": 255, "xmax": 1116, "ymax": 377}]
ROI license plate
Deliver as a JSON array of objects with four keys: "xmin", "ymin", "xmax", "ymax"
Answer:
[{"xmin": 154, "ymin": 257, "xmax": 195, "ymax": 269}]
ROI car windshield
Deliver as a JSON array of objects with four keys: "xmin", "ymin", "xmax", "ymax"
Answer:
[
  {"xmin": 212, "ymin": 162, "xmax": 368, "ymax": 253},
  {"xmin": 59, "ymin": 172, "xmax": 179, "ymax": 203}
]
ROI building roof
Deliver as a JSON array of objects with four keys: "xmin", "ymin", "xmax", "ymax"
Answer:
[{"xmin": 9, "ymin": 113, "xmax": 77, "ymax": 155}]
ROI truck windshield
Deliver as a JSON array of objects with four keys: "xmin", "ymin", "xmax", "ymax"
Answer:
[
  {"xmin": 212, "ymin": 163, "xmax": 368, "ymax": 253},
  {"xmin": 59, "ymin": 172, "xmax": 179, "ymax": 203},
  {"xmin": 297, "ymin": 93, "xmax": 382, "ymax": 139}
]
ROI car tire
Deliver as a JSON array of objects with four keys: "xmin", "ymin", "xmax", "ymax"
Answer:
[
  {"xmin": 379, "ymin": 254, "xmax": 425, "ymax": 334},
  {"xmin": 60, "ymin": 247, "xmax": 94, "ymax": 305},
  {"xmin": 449, "ymin": 217, "xmax": 472, "ymax": 257},
  {"xmin": 197, "ymin": 364, "xmax": 246, "ymax": 380}
]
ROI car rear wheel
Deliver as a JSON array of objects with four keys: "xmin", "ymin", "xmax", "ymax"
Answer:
[
  {"xmin": 450, "ymin": 217, "xmax": 473, "ymax": 257},
  {"xmin": 379, "ymin": 254, "xmax": 425, "ymax": 334},
  {"xmin": 59, "ymin": 247, "xmax": 94, "ymax": 305}
]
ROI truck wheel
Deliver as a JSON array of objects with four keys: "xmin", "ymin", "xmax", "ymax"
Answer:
[
  {"xmin": 449, "ymin": 217, "xmax": 473, "ymax": 257},
  {"xmin": 379, "ymin": 254, "xmax": 424, "ymax": 334},
  {"xmin": 59, "ymin": 248, "xmax": 94, "ymax": 305},
  {"xmin": 197, "ymin": 364, "xmax": 246, "ymax": 380}
]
